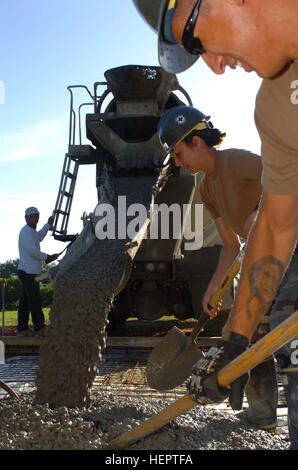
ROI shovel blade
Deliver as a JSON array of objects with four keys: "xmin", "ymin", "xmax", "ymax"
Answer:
[{"xmin": 146, "ymin": 326, "xmax": 203, "ymax": 391}]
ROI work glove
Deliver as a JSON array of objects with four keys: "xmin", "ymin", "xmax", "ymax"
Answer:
[
  {"xmin": 186, "ymin": 332, "xmax": 250, "ymax": 410},
  {"xmin": 47, "ymin": 215, "xmax": 54, "ymax": 227},
  {"xmin": 45, "ymin": 253, "xmax": 59, "ymax": 264}
]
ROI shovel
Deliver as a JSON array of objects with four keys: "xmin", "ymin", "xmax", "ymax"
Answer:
[
  {"xmin": 105, "ymin": 309, "xmax": 298, "ymax": 450},
  {"xmin": 146, "ymin": 250, "xmax": 244, "ymax": 391},
  {"xmin": 0, "ymin": 379, "xmax": 18, "ymax": 398}
]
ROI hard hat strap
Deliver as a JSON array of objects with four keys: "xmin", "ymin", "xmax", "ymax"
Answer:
[
  {"xmin": 162, "ymin": 0, "xmax": 178, "ymax": 44},
  {"xmin": 173, "ymin": 120, "xmax": 208, "ymax": 149}
]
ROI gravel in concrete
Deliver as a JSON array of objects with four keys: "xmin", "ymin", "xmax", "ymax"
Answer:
[{"xmin": 0, "ymin": 391, "xmax": 289, "ymax": 450}]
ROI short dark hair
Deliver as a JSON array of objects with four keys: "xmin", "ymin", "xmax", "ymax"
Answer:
[{"xmin": 183, "ymin": 127, "xmax": 226, "ymax": 148}]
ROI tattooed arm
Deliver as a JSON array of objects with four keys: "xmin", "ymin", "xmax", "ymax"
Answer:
[{"xmin": 224, "ymin": 191, "xmax": 298, "ymax": 340}]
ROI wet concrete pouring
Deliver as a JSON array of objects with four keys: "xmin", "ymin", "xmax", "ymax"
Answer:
[
  {"xmin": 34, "ymin": 173, "xmax": 170, "ymax": 409},
  {"xmin": 0, "ymin": 349, "xmax": 290, "ymax": 450}
]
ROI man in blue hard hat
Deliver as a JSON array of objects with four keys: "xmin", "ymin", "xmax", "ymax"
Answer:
[{"xmin": 133, "ymin": 0, "xmax": 298, "ymax": 449}]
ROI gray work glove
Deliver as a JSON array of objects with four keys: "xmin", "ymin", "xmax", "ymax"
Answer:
[{"xmin": 187, "ymin": 332, "xmax": 250, "ymax": 410}]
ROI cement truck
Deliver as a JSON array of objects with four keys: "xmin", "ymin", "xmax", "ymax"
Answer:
[{"xmin": 50, "ymin": 64, "xmax": 233, "ymax": 335}]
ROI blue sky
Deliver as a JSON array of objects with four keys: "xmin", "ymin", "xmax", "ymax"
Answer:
[{"xmin": 0, "ymin": 0, "xmax": 262, "ymax": 262}]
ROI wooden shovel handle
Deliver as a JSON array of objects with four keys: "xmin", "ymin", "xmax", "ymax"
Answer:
[
  {"xmin": 0, "ymin": 379, "xmax": 18, "ymax": 398},
  {"xmin": 188, "ymin": 312, "xmax": 209, "ymax": 342},
  {"xmin": 189, "ymin": 253, "xmax": 243, "ymax": 343},
  {"xmin": 105, "ymin": 310, "xmax": 298, "ymax": 450},
  {"xmin": 209, "ymin": 255, "xmax": 242, "ymax": 307},
  {"xmin": 218, "ymin": 309, "xmax": 298, "ymax": 387}
]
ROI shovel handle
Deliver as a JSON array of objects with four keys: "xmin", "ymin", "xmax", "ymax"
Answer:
[
  {"xmin": 0, "ymin": 379, "xmax": 18, "ymax": 398},
  {"xmin": 209, "ymin": 255, "xmax": 242, "ymax": 307},
  {"xmin": 189, "ymin": 254, "xmax": 243, "ymax": 343},
  {"xmin": 217, "ymin": 309, "xmax": 298, "ymax": 387},
  {"xmin": 188, "ymin": 312, "xmax": 210, "ymax": 342},
  {"xmin": 105, "ymin": 310, "xmax": 298, "ymax": 450}
]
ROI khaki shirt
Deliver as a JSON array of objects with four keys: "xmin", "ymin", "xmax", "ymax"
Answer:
[
  {"xmin": 255, "ymin": 61, "xmax": 298, "ymax": 195},
  {"xmin": 199, "ymin": 149, "xmax": 262, "ymax": 238}
]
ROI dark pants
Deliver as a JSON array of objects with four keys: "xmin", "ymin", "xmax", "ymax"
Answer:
[
  {"xmin": 245, "ymin": 357, "xmax": 278, "ymax": 427},
  {"xmin": 270, "ymin": 253, "xmax": 298, "ymax": 450},
  {"xmin": 17, "ymin": 270, "xmax": 45, "ymax": 332}
]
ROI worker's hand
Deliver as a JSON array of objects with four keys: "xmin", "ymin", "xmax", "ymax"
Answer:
[
  {"xmin": 186, "ymin": 332, "xmax": 250, "ymax": 410},
  {"xmin": 48, "ymin": 216, "xmax": 54, "ymax": 226},
  {"xmin": 202, "ymin": 284, "xmax": 222, "ymax": 319},
  {"xmin": 45, "ymin": 253, "xmax": 59, "ymax": 264}
]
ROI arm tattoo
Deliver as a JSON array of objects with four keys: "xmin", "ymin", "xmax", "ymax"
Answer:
[{"xmin": 246, "ymin": 255, "xmax": 284, "ymax": 319}]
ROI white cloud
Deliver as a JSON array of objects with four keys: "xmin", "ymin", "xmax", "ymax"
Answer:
[{"xmin": 0, "ymin": 117, "xmax": 68, "ymax": 162}]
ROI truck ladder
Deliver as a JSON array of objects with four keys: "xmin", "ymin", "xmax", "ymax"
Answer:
[{"xmin": 52, "ymin": 152, "xmax": 79, "ymax": 238}]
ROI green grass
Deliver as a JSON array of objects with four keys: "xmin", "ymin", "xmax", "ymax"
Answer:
[
  {"xmin": 1, "ymin": 308, "xmax": 50, "ymax": 327},
  {"xmin": 1, "ymin": 310, "xmax": 196, "ymax": 328}
]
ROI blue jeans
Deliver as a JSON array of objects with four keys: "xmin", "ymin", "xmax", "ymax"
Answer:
[{"xmin": 270, "ymin": 253, "xmax": 298, "ymax": 450}]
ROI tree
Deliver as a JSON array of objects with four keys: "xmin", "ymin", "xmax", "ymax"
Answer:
[
  {"xmin": 0, "ymin": 258, "xmax": 58, "ymax": 278},
  {"xmin": 0, "ymin": 276, "xmax": 21, "ymax": 310},
  {"xmin": 0, "ymin": 258, "xmax": 56, "ymax": 310},
  {"xmin": 0, "ymin": 275, "xmax": 54, "ymax": 310},
  {"xmin": 0, "ymin": 259, "xmax": 19, "ymax": 278}
]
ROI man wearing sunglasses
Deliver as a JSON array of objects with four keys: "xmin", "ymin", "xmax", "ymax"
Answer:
[{"xmin": 133, "ymin": 0, "xmax": 298, "ymax": 449}]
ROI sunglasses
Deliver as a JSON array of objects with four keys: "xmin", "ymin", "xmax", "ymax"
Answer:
[{"xmin": 182, "ymin": 0, "xmax": 206, "ymax": 55}]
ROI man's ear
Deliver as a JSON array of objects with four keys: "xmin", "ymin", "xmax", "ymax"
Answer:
[{"xmin": 191, "ymin": 135, "xmax": 203, "ymax": 148}]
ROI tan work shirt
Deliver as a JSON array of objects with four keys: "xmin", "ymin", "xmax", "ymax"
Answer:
[
  {"xmin": 255, "ymin": 61, "xmax": 298, "ymax": 195},
  {"xmin": 199, "ymin": 149, "xmax": 262, "ymax": 238}
]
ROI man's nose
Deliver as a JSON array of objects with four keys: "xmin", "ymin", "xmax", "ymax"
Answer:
[{"xmin": 201, "ymin": 52, "xmax": 226, "ymax": 74}]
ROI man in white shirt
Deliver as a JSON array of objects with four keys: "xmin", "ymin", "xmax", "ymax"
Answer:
[{"xmin": 17, "ymin": 207, "xmax": 58, "ymax": 337}]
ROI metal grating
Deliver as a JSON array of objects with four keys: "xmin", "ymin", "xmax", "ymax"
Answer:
[{"xmin": 93, "ymin": 349, "xmax": 186, "ymax": 399}]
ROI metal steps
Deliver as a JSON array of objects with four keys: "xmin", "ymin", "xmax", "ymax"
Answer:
[{"xmin": 52, "ymin": 152, "xmax": 79, "ymax": 238}]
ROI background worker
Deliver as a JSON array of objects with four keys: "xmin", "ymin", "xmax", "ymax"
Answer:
[
  {"xmin": 158, "ymin": 104, "xmax": 278, "ymax": 431},
  {"xmin": 17, "ymin": 207, "xmax": 58, "ymax": 337},
  {"xmin": 132, "ymin": 0, "xmax": 298, "ymax": 449}
]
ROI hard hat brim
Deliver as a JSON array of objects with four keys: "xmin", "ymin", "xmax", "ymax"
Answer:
[
  {"xmin": 158, "ymin": 36, "xmax": 200, "ymax": 74},
  {"xmin": 133, "ymin": 0, "xmax": 200, "ymax": 73},
  {"xmin": 157, "ymin": 0, "xmax": 200, "ymax": 74}
]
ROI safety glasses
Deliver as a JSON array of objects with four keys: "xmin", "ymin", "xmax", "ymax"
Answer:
[{"xmin": 182, "ymin": 0, "xmax": 206, "ymax": 55}]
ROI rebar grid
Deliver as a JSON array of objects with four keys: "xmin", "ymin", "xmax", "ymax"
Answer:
[{"xmin": 0, "ymin": 350, "xmax": 289, "ymax": 439}]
